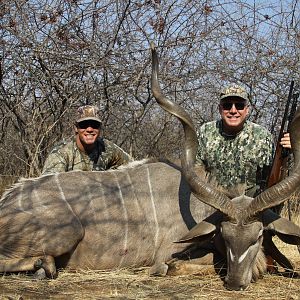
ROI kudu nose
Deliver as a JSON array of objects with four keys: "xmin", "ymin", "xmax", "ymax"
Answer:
[
  {"xmin": 224, "ymin": 277, "xmax": 248, "ymax": 291},
  {"xmin": 225, "ymin": 283, "xmax": 248, "ymax": 291}
]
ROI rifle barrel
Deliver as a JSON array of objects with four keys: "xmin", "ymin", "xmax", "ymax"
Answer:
[{"xmin": 267, "ymin": 81, "xmax": 295, "ymax": 188}]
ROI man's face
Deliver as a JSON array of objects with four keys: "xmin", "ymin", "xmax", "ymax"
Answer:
[
  {"xmin": 75, "ymin": 120, "xmax": 101, "ymax": 146},
  {"xmin": 219, "ymin": 98, "xmax": 249, "ymax": 133}
]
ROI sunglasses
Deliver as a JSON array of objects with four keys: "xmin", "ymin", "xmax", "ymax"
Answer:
[
  {"xmin": 221, "ymin": 102, "xmax": 246, "ymax": 110},
  {"xmin": 77, "ymin": 120, "xmax": 101, "ymax": 129}
]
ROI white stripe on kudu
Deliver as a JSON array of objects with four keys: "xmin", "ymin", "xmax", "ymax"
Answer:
[
  {"xmin": 54, "ymin": 174, "xmax": 74, "ymax": 214},
  {"xmin": 113, "ymin": 172, "xmax": 129, "ymax": 268},
  {"xmin": 124, "ymin": 170, "xmax": 143, "ymax": 266}
]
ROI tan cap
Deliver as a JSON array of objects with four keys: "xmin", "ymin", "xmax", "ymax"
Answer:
[
  {"xmin": 76, "ymin": 105, "xmax": 102, "ymax": 124},
  {"xmin": 220, "ymin": 85, "xmax": 249, "ymax": 102}
]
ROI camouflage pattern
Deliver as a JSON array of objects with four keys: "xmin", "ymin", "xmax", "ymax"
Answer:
[
  {"xmin": 42, "ymin": 137, "xmax": 133, "ymax": 175},
  {"xmin": 196, "ymin": 119, "xmax": 274, "ymax": 195},
  {"xmin": 76, "ymin": 105, "xmax": 102, "ymax": 124},
  {"xmin": 220, "ymin": 84, "xmax": 249, "ymax": 102}
]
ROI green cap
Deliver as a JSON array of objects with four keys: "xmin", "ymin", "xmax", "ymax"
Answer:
[{"xmin": 220, "ymin": 85, "xmax": 249, "ymax": 102}]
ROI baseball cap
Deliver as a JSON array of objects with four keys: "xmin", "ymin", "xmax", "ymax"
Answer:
[
  {"xmin": 220, "ymin": 85, "xmax": 249, "ymax": 102},
  {"xmin": 75, "ymin": 105, "xmax": 102, "ymax": 124}
]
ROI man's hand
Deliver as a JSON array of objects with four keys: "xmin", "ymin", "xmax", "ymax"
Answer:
[{"xmin": 280, "ymin": 132, "xmax": 291, "ymax": 149}]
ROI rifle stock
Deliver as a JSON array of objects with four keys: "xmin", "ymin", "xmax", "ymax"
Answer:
[{"xmin": 267, "ymin": 142, "xmax": 288, "ymax": 188}]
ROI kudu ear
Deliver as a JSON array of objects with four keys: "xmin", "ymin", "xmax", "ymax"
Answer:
[
  {"xmin": 175, "ymin": 211, "xmax": 223, "ymax": 244},
  {"xmin": 263, "ymin": 210, "xmax": 300, "ymax": 245}
]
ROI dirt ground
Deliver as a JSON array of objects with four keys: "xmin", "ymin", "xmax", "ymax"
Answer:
[{"xmin": 0, "ymin": 243, "xmax": 298, "ymax": 300}]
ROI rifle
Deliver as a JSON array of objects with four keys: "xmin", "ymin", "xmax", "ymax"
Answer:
[{"xmin": 267, "ymin": 81, "xmax": 299, "ymax": 217}]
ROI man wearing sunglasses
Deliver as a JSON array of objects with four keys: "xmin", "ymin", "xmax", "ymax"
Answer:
[
  {"xmin": 196, "ymin": 84, "xmax": 291, "ymax": 197},
  {"xmin": 42, "ymin": 105, "xmax": 132, "ymax": 174}
]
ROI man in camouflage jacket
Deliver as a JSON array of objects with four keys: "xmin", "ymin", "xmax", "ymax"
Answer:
[
  {"xmin": 196, "ymin": 85, "xmax": 291, "ymax": 196},
  {"xmin": 42, "ymin": 105, "xmax": 133, "ymax": 175}
]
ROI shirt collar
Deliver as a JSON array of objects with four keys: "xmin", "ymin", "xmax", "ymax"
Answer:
[{"xmin": 217, "ymin": 119, "xmax": 249, "ymax": 139}]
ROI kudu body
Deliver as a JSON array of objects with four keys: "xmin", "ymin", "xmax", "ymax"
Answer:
[
  {"xmin": 0, "ymin": 46, "xmax": 298, "ymax": 291},
  {"xmin": 0, "ymin": 160, "xmax": 216, "ymax": 273}
]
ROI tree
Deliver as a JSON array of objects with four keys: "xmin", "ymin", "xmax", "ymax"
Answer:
[{"xmin": 0, "ymin": 0, "xmax": 299, "ymax": 182}]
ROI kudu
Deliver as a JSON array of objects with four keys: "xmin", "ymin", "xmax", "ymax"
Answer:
[
  {"xmin": 150, "ymin": 43, "xmax": 300, "ymax": 290},
  {"xmin": 0, "ymin": 46, "xmax": 298, "ymax": 291}
]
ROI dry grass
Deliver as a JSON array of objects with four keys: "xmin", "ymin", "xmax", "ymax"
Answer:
[{"xmin": 0, "ymin": 259, "xmax": 299, "ymax": 300}]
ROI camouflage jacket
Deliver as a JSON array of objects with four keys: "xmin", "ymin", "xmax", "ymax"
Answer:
[
  {"xmin": 42, "ymin": 137, "xmax": 133, "ymax": 175},
  {"xmin": 196, "ymin": 120, "xmax": 274, "ymax": 195}
]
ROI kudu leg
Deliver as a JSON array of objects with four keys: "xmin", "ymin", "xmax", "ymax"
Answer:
[
  {"xmin": 151, "ymin": 244, "xmax": 226, "ymax": 277},
  {"xmin": 0, "ymin": 255, "xmax": 57, "ymax": 278},
  {"xmin": 263, "ymin": 234, "xmax": 297, "ymax": 276},
  {"xmin": 166, "ymin": 253, "xmax": 225, "ymax": 276},
  {"xmin": 149, "ymin": 255, "xmax": 220, "ymax": 277}
]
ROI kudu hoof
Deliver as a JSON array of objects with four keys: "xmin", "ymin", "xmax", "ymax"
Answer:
[
  {"xmin": 33, "ymin": 268, "xmax": 47, "ymax": 280},
  {"xmin": 149, "ymin": 263, "xmax": 168, "ymax": 276}
]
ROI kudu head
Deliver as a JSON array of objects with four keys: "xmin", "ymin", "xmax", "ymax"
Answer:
[{"xmin": 150, "ymin": 43, "xmax": 300, "ymax": 290}]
